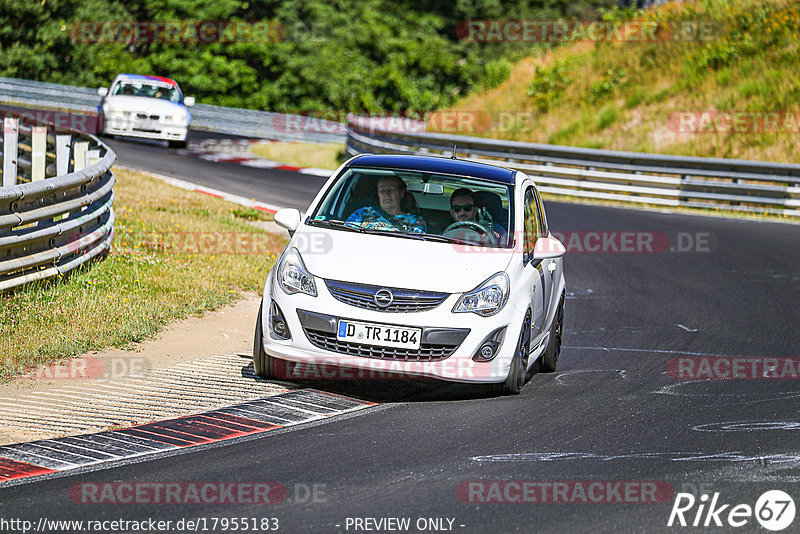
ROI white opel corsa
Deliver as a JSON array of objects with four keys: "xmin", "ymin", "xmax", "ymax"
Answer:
[{"xmin": 255, "ymin": 154, "xmax": 566, "ymax": 394}]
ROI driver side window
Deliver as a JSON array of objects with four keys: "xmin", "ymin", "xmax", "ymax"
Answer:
[{"xmin": 523, "ymin": 187, "xmax": 542, "ymax": 257}]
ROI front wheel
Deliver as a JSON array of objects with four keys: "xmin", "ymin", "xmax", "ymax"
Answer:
[
  {"xmin": 168, "ymin": 139, "xmax": 187, "ymax": 148},
  {"xmin": 541, "ymin": 293, "xmax": 565, "ymax": 373},
  {"xmin": 495, "ymin": 313, "xmax": 531, "ymax": 396},
  {"xmin": 253, "ymin": 300, "xmax": 278, "ymax": 379}
]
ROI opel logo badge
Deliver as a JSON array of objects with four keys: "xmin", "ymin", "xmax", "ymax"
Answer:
[{"xmin": 374, "ymin": 289, "xmax": 394, "ymax": 308}]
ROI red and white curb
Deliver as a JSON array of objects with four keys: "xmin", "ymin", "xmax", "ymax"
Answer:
[
  {"xmin": 183, "ymin": 139, "xmax": 333, "ymax": 178},
  {"xmin": 117, "ymin": 165, "xmax": 285, "ymax": 215},
  {"xmin": 0, "ymin": 390, "xmax": 375, "ymax": 485}
]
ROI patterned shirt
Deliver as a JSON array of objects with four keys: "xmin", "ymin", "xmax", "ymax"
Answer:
[{"xmin": 346, "ymin": 207, "xmax": 427, "ymax": 233}]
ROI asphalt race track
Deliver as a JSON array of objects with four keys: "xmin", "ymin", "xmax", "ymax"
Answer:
[
  {"xmin": 1, "ymin": 133, "xmax": 799, "ymax": 533},
  {"xmin": 108, "ymin": 131, "xmax": 330, "ymax": 211}
]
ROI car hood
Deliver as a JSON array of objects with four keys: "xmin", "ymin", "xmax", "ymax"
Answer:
[
  {"xmin": 295, "ymin": 226, "xmax": 515, "ymax": 293},
  {"xmin": 105, "ymin": 95, "xmax": 186, "ymax": 115}
]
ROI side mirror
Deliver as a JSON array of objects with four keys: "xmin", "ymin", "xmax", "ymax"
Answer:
[
  {"xmin": 183, "ymin": 96, "xmax": 195, "ymax": 107},
  {"xmin": 533, "ymin": 235, "xmax": 566, "ymax": 260},
  {"xmin": 274, "ymin": 208, "xmax": 301, "ymax": 233},
  {"xmin": 97, "ymin": 87, "xmax": 108, "ymax": 97}
]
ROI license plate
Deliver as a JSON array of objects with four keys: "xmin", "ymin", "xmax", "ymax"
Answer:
[
  {"xmin": 337, "ymin": 320, "xmax": 421, "ymax": 349},
  {"xmin": 135, "ymin": 119, "xmax": 158, "ymax": 129}
]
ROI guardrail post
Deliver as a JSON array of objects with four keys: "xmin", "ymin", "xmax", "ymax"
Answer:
[
  {"xmin": 2, "ymin": 117, "xmax": 18, "ymax": 187},
  {"xmin": 31, "ymin": 126, "xmax": 47, "ymax": 181},
  {"xmin": 86, "ymin": 149, "xmax": 101, "ymax": 167},
  {"xmin": 73, "ymin": 141, "xmax": 88, "ymax": 171},
  {"xmin": 56, "ymin": 134, "xmax": 71, "ymax": 176}
]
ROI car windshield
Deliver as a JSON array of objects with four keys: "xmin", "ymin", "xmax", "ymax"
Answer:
[
  {"xmin": 112, "ymin": 81, "xmax": 182, "ymax": 103},
  {"xmin": 309, "ymin": 166, "xmax": 514, "ymax": 248}
]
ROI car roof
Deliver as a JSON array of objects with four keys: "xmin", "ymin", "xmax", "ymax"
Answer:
[
  {"xmin": 347, "ymin": 154, "xmax": 516, "ymax": 185},
  {"xmin": 115, "ymin": 74, "xmax": 179, "ymax": 88}
]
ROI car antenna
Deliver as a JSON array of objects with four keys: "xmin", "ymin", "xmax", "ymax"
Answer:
[{"xmin": 451, "ymin": 144, "xmax": 458, "ymax": 159}]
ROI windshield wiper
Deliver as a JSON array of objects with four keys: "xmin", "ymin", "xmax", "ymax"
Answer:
[
  {"xmin": 308, "ymin": 219, "xmax": 366, "ymax": 233},
  {"xmin": 397, "ymin": 232, "xmax": 474, "ymax": 245}
]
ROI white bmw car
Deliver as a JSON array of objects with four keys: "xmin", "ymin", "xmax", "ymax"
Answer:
[
  {"xmin": 255, "ymin": 154, "xmax": 566, "ymax": 394},
  {"xmin": 97, "ymin": 74, "xmax": 195, "ymax": 148}
]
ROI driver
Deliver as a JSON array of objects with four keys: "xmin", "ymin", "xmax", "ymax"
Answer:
[
  {"xmin": 450, "ymin": 188, "xmax": 494, "ymax": 231},
  {"xmin": 445, "ymin": 188, "xmax": 501, "ymax": 245},
  {"xmin": 346, "ymin": 175, "xmax": 427, "ymax": 233}
]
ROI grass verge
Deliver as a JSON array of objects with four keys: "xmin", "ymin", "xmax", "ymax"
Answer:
[
  {"xmin": 250, "ymin": 141, "xmax": 344, "ymax": 170},
  {"xmin": 0, "ymin": 168, "xmax": 286, "ymax": 381}
]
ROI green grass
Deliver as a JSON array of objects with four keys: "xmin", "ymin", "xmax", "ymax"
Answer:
[
  {"xmin": 250, "ymin": 141, "xmax": 344, "ymax": 170},
  {"xmin": 596, "ymin": 106, "xmax": 619, "ymax": 130},
  {"xmin": 0, "ymin": 168, "xmax": 286, "ymax": 380}
]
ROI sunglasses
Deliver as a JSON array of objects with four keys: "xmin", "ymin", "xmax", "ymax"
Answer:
[{"xmin": 451, "ymin": 204, "xmax": 474, "ymax": 213}]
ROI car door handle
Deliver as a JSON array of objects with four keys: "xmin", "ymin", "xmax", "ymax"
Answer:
[{"xmin": 547, "ymin": 261, "xmax": 557, "ymax": 273}]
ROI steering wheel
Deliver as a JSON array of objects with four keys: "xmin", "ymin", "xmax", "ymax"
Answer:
[{"xmin": 442, "ymin": 221, "xmax": 497, "ymax": 245}]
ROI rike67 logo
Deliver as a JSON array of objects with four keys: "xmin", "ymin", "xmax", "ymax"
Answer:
[{"xmin": 668, "ymin": 490, "xmax": 796, "ymax": 531}]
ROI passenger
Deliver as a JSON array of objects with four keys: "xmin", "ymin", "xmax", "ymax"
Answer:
[{"xmin": 346, "ymin": 175, "xmax": 427, "ymax": 233}]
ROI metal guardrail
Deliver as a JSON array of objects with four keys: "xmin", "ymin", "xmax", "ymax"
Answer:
[
  {"xmin": 346, "ymin": 119, "xmax": 800, "ymax": 217},
  {"xmin": 0, "ymin": 115, "xmax": 116, "ymax": 291},
  {"xmin": 0, "ymin": 76, "xmax": 346, "ymax": 144}
]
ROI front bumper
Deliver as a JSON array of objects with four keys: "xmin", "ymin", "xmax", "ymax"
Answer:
[
  {"xmin": 103, "ymin": 115, "xmax": 188, "ymax": 141},
  {"xmin": 260, "ymin": 271, "xmax": 526, "ymax": 384}
]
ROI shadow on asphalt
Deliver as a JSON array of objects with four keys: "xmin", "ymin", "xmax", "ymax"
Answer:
[{"xmin": 237, "ymin": 357, "xmax": 505, "ymax": 403}]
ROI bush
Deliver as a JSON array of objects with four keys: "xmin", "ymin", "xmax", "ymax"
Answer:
[
  {"xmin": 527, "ymin": 60, "xmax": 573, "ymax": 111},
  {"xmin": 482, "ymin": 59, "xmax": 512, "ymax": 90},
  {"xmin": 588, "ymin": 67, "xmax": 627, "ymax": 103}
]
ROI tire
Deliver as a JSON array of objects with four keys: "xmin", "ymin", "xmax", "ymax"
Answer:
[
  {"xmin": 253, "ymin": 300, "xmax": 277, "ymax": 379},
  {"xmin": 168, "ymin": 140, "xmax": 187, "ymax": 148},
  {"xmin": 495, "ymin": 313, "xmax": 531, "ymax": 396},
  {"xmin": 541, "ymin": 293, "xmax": 565, "ymax": 373}
]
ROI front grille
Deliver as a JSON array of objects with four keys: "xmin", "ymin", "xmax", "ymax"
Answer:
[
  {"xmin": 303, "ymin": 328, "xmax": 457, "ymax": 361},
  {"xmin": 325, "ymin": 280, "xmax": 448, "ymax": 313}
]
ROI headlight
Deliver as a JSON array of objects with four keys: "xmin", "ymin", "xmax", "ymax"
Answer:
[
  {"xmin": 103, "ymin": 104, "xmax": 124, "ymax": 118},
  {"xmin": 277, "ymin": 247, "xmax": 317, "ymax": 296},
  {"xmin": 167, "ymin": 113, "xmax": 186, "ymax": 124},
  {"xmin": 453, "ymin": 272, "xmax": 509, "ymax": 317}
]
